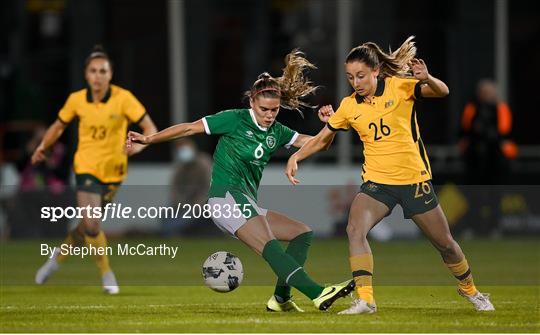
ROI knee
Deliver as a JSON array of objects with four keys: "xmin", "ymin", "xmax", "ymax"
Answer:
[
  {"xmin": 81, "ymin": 217, "xmax": 100, "ymax": 236},
  {"xmin": 434, "ymin": 236, "xmax": 459, "ymax": 258},
  {"xmin": 290, "ymin": 228, "xmax": 312, "ymax": 245},
  {"xmin": 295, "ymin": 222, "xmax": 312, "ymax": 235},
  {"xmin": 346, "ymin": 222, "xmax": 368, "ymax": 242}
]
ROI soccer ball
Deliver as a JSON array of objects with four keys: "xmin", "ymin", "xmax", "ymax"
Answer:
[{"xmin": 202, "ymin": 251, "xmax": 244, "ymax": 292}]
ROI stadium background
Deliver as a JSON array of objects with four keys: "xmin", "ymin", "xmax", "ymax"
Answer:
[
  {"xmin": 2, "ymin": 0, "xmax": 539, "ymax": 238},
  {"xmin": 0, "ymin": 0, "xmax": 539, "ymax": 333}
]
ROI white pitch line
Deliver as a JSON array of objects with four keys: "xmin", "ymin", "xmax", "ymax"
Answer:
[{"xmin": 104, "ymin": 319, "xmax": 539, "ymax": 328}]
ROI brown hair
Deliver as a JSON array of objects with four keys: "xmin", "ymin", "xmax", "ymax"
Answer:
[
  {"xmin": 84, "ymin": 45, "xmax": 113, "ymax": 71},
  {"xmin": 346, "ymin": 36, "xmax": 416, "ymax": 78},
  {"xmin": 245, "ymin": 49, "xmax": 318, "ymax": 111}
]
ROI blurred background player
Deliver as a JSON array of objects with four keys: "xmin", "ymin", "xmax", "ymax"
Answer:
[
  {"xmin": 32, "ymin": 45, "xmax": 157, "ymax": 294},
  {"xmin": 460, "ymin": 78, "xmax": 518, "ymax": 185},
  {"xmin": 127, "ymin": 50, "xmax": 354, "ymax": 312},
  {"xmin": 286, "ymin": 37, "xmax": 494, "ymax": 314}
]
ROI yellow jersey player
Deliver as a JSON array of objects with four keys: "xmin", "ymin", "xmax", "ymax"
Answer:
[
  {"xmin": 32, "ymin": 45, "xmax": 157, "ymax": 294},
  {"xmin": 286, "ymin": 36, "xmax": 494, "ymax": 314}
]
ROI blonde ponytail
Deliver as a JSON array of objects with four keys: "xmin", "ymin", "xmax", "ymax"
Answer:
[{"xmin": 246, "ymin": 49, "xmax": 318, "ymax": 112}]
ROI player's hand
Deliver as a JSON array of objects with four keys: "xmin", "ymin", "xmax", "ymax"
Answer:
[
  {"xmin": 285, "ymin": 156, "xmax": 300, "ymax": 185},
  {"xmin": 126, "ymin": 131, "xmax": 149, "ymax": 146},
  {"xmin": 410, "ymin": 58, "xmax": 429, "ymax": 81},
  {"xmin": 31, "ymin": 145, "xmax": 47, "ymax": 165},
  {"xmin": 318, "ymin": 105, "xmax": 334, "ymax": 123},
  {"xmin": 125, "ymin": 131, "xmax": 150, "ymax": 156}
]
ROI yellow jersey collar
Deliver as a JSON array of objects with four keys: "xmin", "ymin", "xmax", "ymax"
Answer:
[
  {"xmin": 355, "ymin": 77, "xmax": 386, "ymax": 104},
  {"xmin": 86, "ymin": 85, "xmax": 112, "ymax": 103}
]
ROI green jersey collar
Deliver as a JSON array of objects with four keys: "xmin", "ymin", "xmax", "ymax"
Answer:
[{"xmin": 249, "ymin": 109, "xmax": 268, "ymax": 132}]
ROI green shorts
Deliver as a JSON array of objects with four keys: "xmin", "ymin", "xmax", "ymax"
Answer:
[
  {"xmin": 360, "ymin": 180, "xmax": 439, "ymax": 219},
  {"xmin": 75, "ymin": 174, "xmax": 121, "ymax": 204}
]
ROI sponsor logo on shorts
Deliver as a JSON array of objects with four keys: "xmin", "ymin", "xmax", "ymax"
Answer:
[{"xmin": 366, "ymin": 182, "xmax": 378, "ymax": 192}]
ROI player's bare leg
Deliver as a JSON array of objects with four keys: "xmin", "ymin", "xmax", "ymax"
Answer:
[
  {"xmin": 35, "ymin": 190, "xmax": 102, "ymax": 286},
  {"xmin": 339, "ymin": 193, "xmax": 389, "ymax": 315},
  {"xmin": 77, "ymin": 190, "xmax": 119, "ymax": 295},
  {"xmin": 266, "ymin": 210, "xmax": 311, "ymax": 242},
  {"xmin": 412, "ymin": 205, "xmax": 494, "ymax": 311}
]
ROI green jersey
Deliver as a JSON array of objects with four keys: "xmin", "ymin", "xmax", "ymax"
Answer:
[{"xmin": 202, "ymin": 109, "xmax": 298, "ymax": 200}]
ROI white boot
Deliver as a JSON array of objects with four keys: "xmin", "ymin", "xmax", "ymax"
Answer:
[
  {"xmin": 338, "ymin": 299, "xmax": 377, "ymax": 315},
  {"xmin": 102, "ymin": 271, "xmax": 120, "ymax": 295},
  {"xmin": 458, "ymin": 289, "xmax": 495, "ymax": 311},
  {"xmin": 35, "ymin": 249, "xmax": 60, "ymax": 284}
]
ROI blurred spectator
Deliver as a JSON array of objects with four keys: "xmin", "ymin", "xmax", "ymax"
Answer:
[
  {"xmin": 16, "ymin": 125, "xmax": 67, "ymax": 194},
  {"xmin": 459, "ymin": 79, "xmax": 518, "ymax": 184},
  {"xmin": 328, "ymin": 182, "xmax": 356, "ymax": 237},
  {"xmin": 5, "ymin": 124, "xmax": 72, "ymax": 238},
  {"xmin": 162, "ymin": 138, "xmax": 216, "ymax": 236}
]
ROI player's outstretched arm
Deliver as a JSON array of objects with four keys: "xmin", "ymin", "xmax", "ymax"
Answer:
[
  {"xmin": 410, "ymin": 58, "xmax": 449, "ymax": 98},
  {"xmin": 31, "ymin": 119, "xmax": 67, "ymax": 165},
  {"xmin": 126, "ymin": 114, "xmax": 158, "ymax": 156},
  {"xmin": 285, "ymin": 125, "xmax": 335, "ymax": 185},
  {"xmin": 127, "ymin": 119, "xmax": 205, "ymax": 148}
]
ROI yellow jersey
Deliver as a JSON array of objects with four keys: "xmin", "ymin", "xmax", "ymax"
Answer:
[
  {"xmin": 58, "ymin": 84, "xmax": 146, "ymax": 183},
  {"xmin": 328, "ymin": 76, "xmax": 431, "ymax": 185}
]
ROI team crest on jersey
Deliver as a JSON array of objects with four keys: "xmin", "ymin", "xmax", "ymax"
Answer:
[
  {"xmin": 385, "ymin": 100, "xmax": 394, "ymax": 109},
  {"xmin": 266, "ymin": 136, "xmax": 276, "ymax": 149}
]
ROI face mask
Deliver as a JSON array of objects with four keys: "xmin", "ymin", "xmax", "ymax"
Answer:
[{"xmin": 175, "ymin": 147, "xmax": 195, "ymax": 163}]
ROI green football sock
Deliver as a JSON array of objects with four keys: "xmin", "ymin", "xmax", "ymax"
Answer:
[
  {"xmin": 262, "ymin": 239, "xmax": 323, "ymax": 300},
  {"xmin": 273, "ymin": 231, "xmax": 313, "ymax": 301}
]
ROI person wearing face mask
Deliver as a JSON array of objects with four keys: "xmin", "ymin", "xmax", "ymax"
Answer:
[
  {"xmin": 174, "ymin": 140, "xmax": 197, "ymax": 163},
  {"xmin": 163, "ymin": 138, "xmax": 212, "ymax": 236},
  {"xmin": 127, "ymin": 50, "xmax": 355, "ymax": 312},
  {"xmin": 286, "ymin": 37, "xmax": 494, "ymax": 314}
]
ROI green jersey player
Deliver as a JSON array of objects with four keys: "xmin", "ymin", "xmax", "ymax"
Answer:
[{"xmin": 127, "ymin": 50, "xmax": 354, "ymax": 312}]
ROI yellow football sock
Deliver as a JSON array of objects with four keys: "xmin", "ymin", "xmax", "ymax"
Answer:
[
  {"xmin": 84, "ymin": 231, "xmax": 112, "ymax": 275},
  {"xmin": 350, "ymin": 253, "xmax": 375, "ymax": 305},
  {"xmin": 56, "ymin": 229, "xmax": 85, "ymax": 263},
  {"xmin": 446, "ymin": 258, "xmax": 478, "ymax": 296}
]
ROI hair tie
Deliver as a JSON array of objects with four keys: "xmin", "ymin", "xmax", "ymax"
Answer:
[
  {"xmin": 89, "ymin": 52, "xmax": 107, "ymax": 58},
  {"xmin": 252, "ymin": 87, "xmax": 281, "ymax": 98}
]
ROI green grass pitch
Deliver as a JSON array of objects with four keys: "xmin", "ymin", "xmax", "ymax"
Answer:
[{"xmin": 1, "ymin": 238, "xmax": 539, "ymax": 332}]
